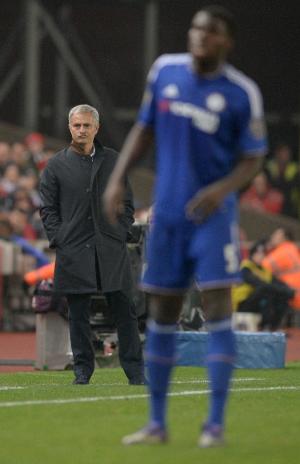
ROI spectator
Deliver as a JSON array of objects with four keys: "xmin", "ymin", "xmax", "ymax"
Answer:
[
  {"xmin": 18, "ymin": 172, "xmax": 41, "ymax": 208},
  {"xmin": 0, "ymin": 216, "xmax": 49, "ymax": 267},
  {"xmin": 262, "ymin": 227, "xmax": 300, "ymax": 310},
  {"xmin": 239, "ymin": 171, "xmax": 283, "ymax": 214},
  {"xmin": 0, "ymin": 141, "xmax": 11, "ymax": 175},
  {"xmin": 0, "ymin": 216, "xmax": 13, "ymax": 240},
  {"xmin": 10, "ymin": 141, "xmax": 37, "ymax": 174},
  {"xmin": 0, "ymin": 136, "xmax": 48, "ymax": 238},
  {"xmin": 1, "ymin": 184, "xmax": 45, "ymax": 239},
  {"xmin": 239, "ymin": 226, "xmax": 249, "ymax": 260},
  {"xmin": 8, "ymin": 208, "xmax": 37, "ymax": 240},
  {"xmin": 0, "ymin": 163, "xmax": 21, "ymax": 196},
  {"xmin": 265, "ymin": 143, "xmax": 300, "ymax": 219},
  {"xmin": 232, "ymin": 241, "xmax": 294, "ymax": 330},
  {"xmin": 11, "ymin": 188, "xmax": 36, "ymax": 215},
  {"xmin": 24, "ymin": 132, "xmax": 47, "ymax": 173}
]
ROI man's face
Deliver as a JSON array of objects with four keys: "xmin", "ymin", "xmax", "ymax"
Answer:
[
  {"xmin": 188, "ymin": 12, "xmax": 232, "ymax": 64},
  {"xmin": 252, "ymin": 247, "xmax": 265, "ymax": 265},
  {"xmin": 270, "ymin": 228, "xmax": 285, "ymax": 248},
  {"xmin": 253, "ymin": 173, "xmax": 268, "ymax": 197},
  {"xmin": 69, "ymin": 112, "xmax": 99, "ymax": 146}
]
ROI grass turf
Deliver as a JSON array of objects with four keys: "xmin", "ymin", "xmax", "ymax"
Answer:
[{"xmin": 0, "ymin": 364, "xmax": 300, "ymax": 464}]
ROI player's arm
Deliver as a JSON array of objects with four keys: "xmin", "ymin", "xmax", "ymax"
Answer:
[
  {"xmin": 39, "ymin": 163, "xmax": 62, "ymax": 248},
  {"xmin": 104, "ymin": 55, "xmax": 163, "ymax": 223},
  {"xmin": 186, "ymin": 156, "xmax": 263, "ymax": 222},
  {"xmin": 103, "ymin": 123, "xmax": 154, "ymax": 224}
]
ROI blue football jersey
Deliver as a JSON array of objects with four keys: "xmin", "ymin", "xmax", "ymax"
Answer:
[{"xmin": 138, "ymin": 53, "xmax": 268, "ymax": 222}]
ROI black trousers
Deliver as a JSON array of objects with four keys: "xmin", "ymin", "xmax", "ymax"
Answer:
[
  {"xmin": 66, "ymin": 291, "xmax": 144, "ymax": 381},
  {"xmin": 237, "ymin": 287, "xmax": 289, "ymax": 330}
]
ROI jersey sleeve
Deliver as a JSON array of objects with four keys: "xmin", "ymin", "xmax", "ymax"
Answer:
[
  {"xmin": 236, "ymin": 83, "xmax": 268, "ymax": 157},
  {"xmin": 137, "ymin": 56, "xmax": 162, "ymax": 128}
]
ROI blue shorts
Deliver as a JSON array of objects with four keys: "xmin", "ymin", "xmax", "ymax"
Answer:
[{"xmin": 141, "ymin": 199, "xmax": 241, "ymax": 293}]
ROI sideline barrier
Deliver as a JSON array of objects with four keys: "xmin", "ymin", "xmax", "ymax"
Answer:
[
  {"xmin": 35, "ymin": 313, "xmax": 72, "ymax": 370},
  {"xmin": 176, "ymin": 331, "xmax": 286, "ymax": 369}
]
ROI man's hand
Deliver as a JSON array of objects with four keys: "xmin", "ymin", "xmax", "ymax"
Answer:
[
  {"xmin": 185, "ymin": 181, "xmax": 227, "ymax": 223},
  {"xmin": 103, "ymin": 179, "xmax": 125, "ymax": 224}
]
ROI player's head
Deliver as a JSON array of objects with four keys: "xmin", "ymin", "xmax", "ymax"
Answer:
[
  {"xmin": 68, "ymin": 104, "xmax": 100, "ymax": 147},
  {"xmin": 269, "ymin": 227, "xmax": 294, "ymax": 248},
  {"xmin": 68, "ymin": 104, "xmax": 100, "ymax": 126},
  {"xmin": 188, "ymin": 5, "xmax": 235, "ymax": 69}
]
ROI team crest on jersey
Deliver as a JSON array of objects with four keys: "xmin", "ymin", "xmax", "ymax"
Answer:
[
  {"xmin": 162, "ymin": 84, "xmax": 180, "ymax": 98},
  {"xmin": 206, "ymin": 93, "xmax": 226, "ymax": 112}
]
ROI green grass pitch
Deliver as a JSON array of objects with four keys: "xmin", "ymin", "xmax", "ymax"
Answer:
[{"xmin": 1, "ymin": 364, "xmax": 300, "ymax": 464}]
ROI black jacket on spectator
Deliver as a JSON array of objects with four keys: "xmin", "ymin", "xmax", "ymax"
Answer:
[{"xmin": 39, "ymin": 140, "xmax": 134, "ymax": 294}]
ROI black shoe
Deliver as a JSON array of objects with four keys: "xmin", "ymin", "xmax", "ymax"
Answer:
[
  {"xmin": 72, "ymin": 376, "xmax": 90, "ymax": 385},
  {"xmin": 128, "ymin": 376, "xmax": 147, "ymax": 386}
]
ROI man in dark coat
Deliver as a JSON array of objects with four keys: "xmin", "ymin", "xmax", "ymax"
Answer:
[{"xmin": 39, "ymin": 104, "xmax": 144, "ymax": 385}]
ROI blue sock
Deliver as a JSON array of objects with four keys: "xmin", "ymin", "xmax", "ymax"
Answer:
[
  {"xmin": 205, "ymin": 318, "xmax": 236, "ymax": 428},
  {"xmin": 145, "ymin": 320, "xmax": 177, "ymax": 430}
]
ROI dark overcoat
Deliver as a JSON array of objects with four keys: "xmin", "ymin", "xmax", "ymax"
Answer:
[{"xmin": 39, "ymin": 140, "xmax": 134, "ymax": 294}]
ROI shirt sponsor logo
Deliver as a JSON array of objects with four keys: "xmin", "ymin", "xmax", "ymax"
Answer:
[
  {"xmin": 162, "ymin": 84, "xmax": 180, "ymax": 98},
  {"xmin": 206, "ymin": 93, "xmax": 226, "ymax": 112},
  {"xmin": 159, "ymin": 99, "xmax": 220, "ymax": 134}
]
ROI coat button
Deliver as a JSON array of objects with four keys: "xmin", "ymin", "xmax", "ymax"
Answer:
[
  {"xmin": 86, "ymin": 188, "xmax": 91, "ymax": 193},
  {"xmin": 85, "ymin": 243, "xmax": 91, "ymax": 248},
  {"xmin": 87, "ymin": 216, "xmax": 92, "ymax": 220}
]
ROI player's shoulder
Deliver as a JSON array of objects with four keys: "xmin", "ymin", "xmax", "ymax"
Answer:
[
  {"xmin": 223, "ymin": 64, "xmax": 261, "ymax": 93},
  {"xmin": 154, "ymin": 53, "xmax": 191, "ymax": 68},
  {"xmin": 148, "ymin": 53, "xmax": 191, "ymax": 81},
  {"xmin": 223, "ymin": 64, "xmax": 264, "ymax": 115}
]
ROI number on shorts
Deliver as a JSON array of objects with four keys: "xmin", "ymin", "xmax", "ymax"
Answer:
[{"xmin": 223, "ymin": 243, "xmax": 239, "ymax": 274}]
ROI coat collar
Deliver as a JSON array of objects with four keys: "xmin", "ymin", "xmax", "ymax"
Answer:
[
  {"xmin": 90, "ymin": 139, "xmax": 105, "ymax": 187},
  {"xmin": 65, "ymin": 140, "xmax": 106, "ymax": 187}
]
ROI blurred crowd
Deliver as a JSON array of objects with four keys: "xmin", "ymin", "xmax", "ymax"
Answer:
[
  {"xmin": 240, "ymin": 143, "xmax": 300, "ymax": 219},
  {"xmin": 0, "ymin": 133, "xmax": 55, "ymax": 241},
  {"xmin": 0, "ymin": 132, "xmax": 299, "ymax": 328},
  {"xmin": 232, "ymin": 226, "xmax": 300, "ymax": 329},
  {"xmin": 0, "ymin": 134, "xmax": 299, "ymax": 244}
]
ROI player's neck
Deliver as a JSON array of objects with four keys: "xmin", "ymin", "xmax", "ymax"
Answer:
[{"xmin": 192, "ymin": 58, "xmax": 225, "ymax": 77}]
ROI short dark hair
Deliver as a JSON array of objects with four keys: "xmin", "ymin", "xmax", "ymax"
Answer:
[
  {"xmin": 279, "ymin": 227, "xmax": 294, "ymax": 241},
  {"xmin": 68, "ymin": 104, "xmax": 99, "ymax": 124},
  {"xmin": 249, "ymin": 239, "xmax": 267, "ymax": 258},
  {"xmin": 200, "ymin": 5, "xmax": 236, "ymax": 39}
]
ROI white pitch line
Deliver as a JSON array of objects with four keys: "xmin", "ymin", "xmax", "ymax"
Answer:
[
  {"xmin": 0, "ymin": 377, "xmax": 265, "ymax": 391},
  {"xmin": 0, "ymin": 386, "xmax": 26, "ymax": 391},
  {"xmin": 171, "ymin": 378, "xmax": 266, "ymax": 384},
  {"xmin": 0, "ymin": 386, "xmax": 299, "ymax": 408}
]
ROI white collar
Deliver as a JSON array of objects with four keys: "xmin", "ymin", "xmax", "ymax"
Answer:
[{"xmin": 90, "ymin": 145, "xmax": 96, "ymax": 158}]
